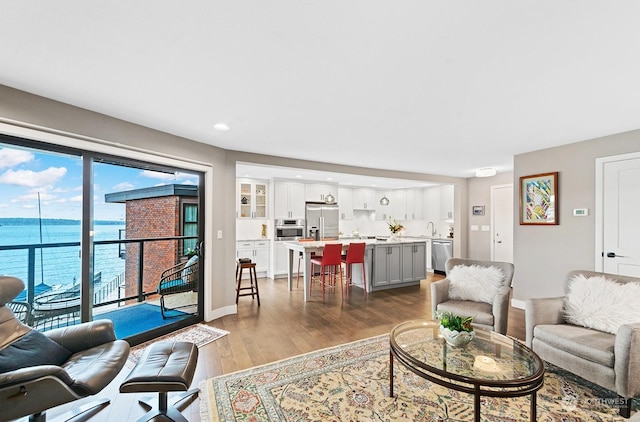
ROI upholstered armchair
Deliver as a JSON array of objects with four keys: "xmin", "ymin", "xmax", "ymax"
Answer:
[
  {"xmin": 526, "ymin": 270, "xmax": 640, "ymax": 418},
  {"xmin": 431, "ymin": 258, "xmax": 515, "ymax": 335},
  {"xmin": 0, "ymin": 276, "xmax": 130, "ymax": 422}
]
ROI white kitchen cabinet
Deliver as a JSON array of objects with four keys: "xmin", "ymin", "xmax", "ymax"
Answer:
[
  {"xmin": 274, "ymin": 181, "xmax": 305, "ymax": 219},
  {"xmin": 237, "ymin": 180, "xmax": 268, "ymax": 219},
  {"xmin": 440, "ymin": 185, "xmax": 454, "ymax": 220},
  {"xmin": 407, "ymin": 188, "xmax": 423, "ymax": 220},
  {"xmin": 305, "ymin": 183, "xmax": 338, "ymax": 203},
  {"xmin": 353, "ymin": 188, "xmax": 376, "ymax": 210},
  {"xmin": 423, "ymin": 186, "xmax": 441, "ymax": 224},
  {"xmin": 391, "ymin": 190, "xmax": 407, "ymax": 220},
  {"xmin": 338, "ymin": 187, "xmax": 354, "ymax": 220},
  {"xmin": 236, "ymin": 240, "xmax": 270, "ymax": 276}
]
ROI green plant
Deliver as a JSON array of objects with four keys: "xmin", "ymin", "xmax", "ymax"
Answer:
[
  {"xmin": 436, "ymin": 311, "xmax": 473, "ymax": 332},
  {"xmin": 185, "ymin": 248, "xmax": 198, "ymax": 257}
]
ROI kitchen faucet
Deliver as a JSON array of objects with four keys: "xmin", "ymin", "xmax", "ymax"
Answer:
[{"xmin": 426, "ymin": 221, "xmax": 436, "ymax": 236}]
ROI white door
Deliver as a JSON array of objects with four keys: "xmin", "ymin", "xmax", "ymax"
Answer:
[
  {"xmin": 491, "ymin": 184, "xmax": 513, "ymax": 263},
  {"xmin": 601, "ymin": 156, "xmax": 640, "ymax": 276}
]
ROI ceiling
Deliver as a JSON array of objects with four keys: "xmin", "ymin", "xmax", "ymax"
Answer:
[{"xmin": 2, "ymin": 2, "xmax": 640, "ymax": 179}]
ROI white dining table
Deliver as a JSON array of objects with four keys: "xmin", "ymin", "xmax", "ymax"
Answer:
[{"xmin": 283, "ymin": 240, "xmax": 375, "ymax": 301}]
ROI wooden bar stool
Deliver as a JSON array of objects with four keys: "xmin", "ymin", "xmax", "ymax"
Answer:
[{"xmin": 236, "ymin": 259, "xmax": 260, "ymax": 305}]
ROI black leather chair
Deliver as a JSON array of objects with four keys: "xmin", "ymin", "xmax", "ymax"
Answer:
[{"xmin": 0, "ymin": 276, "xmax": 130, "ymax": 422}]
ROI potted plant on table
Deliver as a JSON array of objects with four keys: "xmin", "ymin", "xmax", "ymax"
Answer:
[{"xmin": 436, "ymin": 311, "xmax": 475, "ymax": 348}]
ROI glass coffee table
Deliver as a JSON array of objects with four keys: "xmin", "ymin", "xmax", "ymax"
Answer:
[{"xmin": 389, "ymin": 320, "xmax": 544, "ymax": 422}]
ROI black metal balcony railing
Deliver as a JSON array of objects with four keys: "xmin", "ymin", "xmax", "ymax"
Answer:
[{"xmin": 0, "ymin": 235, "xmax": 198, "ymax": 331}]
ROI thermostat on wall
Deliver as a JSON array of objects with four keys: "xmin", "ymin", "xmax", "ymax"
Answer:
[{"xmin": 573, "ymin": 208, "xmax": 589, "ymax": 217}]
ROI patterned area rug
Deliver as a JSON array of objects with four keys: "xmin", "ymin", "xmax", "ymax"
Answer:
[
  {"xmin": 200, "ymin": 335, "xmax": 637, "ymax": 421},
  {"xmin": 127, "ymin": 323, "xmax": 228, "ymax": 366}
]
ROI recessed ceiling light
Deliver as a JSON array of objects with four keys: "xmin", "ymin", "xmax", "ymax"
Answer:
[
  {"xmin": 475, "ymin": 167, "xmax": 497, "ymax": 177},
  {"xmin": 214, "ymin": 122, "xmax": 230, "ymax": 131},
  {"xmin": 295, "ymin": 175, "xmax": 303, "ymax": 178}
]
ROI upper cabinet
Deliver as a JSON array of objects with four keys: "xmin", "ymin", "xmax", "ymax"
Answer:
[
  {"xmin": 391, "ymin": 190, "xmax": 407, "ymax": 220},
  {"xmin": 440, "ymin": 185, "xmax": 454, "ymax": 220},
  {"xmin": 390, "ymin": 188, "xmax": 423, "ymax": 220},
  {"xmin": 305, "ymin": 183, "xmax": 338, "ymax": 203},
  {"xmin": 353, "ymin": 188, "xmax": 377, "ymax": 210},
  {"xmin": 237, "ymin": 179, "xmax": 268, "ymax": 219},
  {"xmin": 338, "ymin": 187, "xmax": 354, "ymax": 220},
  {"xmin": 274, "ymin": 181, "xmax": 305, "ymax": 219}
]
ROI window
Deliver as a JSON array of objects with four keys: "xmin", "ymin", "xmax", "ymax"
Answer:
[{"xmin": 183, "ymin": 203, "xmax": 198, "ymax": 255}]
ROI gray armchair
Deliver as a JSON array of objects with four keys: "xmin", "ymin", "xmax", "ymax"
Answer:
[
  {"xmin": 526, "ymin": 270, "xmax": 640, "ymax": 418},
  {"xmin": 431, "ymin": 258, "xmax": 514, "ymax": 335},
  {"xmin": 0, "ymin": 276, "xmax": 130, "ymax": 422}
]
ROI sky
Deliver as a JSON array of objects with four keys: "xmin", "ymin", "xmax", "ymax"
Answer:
[{"xmin": 0, "ymin": 144, "xmax": 199, "ymax": 221}]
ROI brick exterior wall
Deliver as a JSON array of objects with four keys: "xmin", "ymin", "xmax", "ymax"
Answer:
[{"xmin": 124, "ymin": 196, "xmax": 180, "ymax": 298}]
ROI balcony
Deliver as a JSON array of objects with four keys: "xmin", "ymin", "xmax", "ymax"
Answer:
[{"xmin": 1, "ymin": 235, "xmax": 199, "ymax": 340}]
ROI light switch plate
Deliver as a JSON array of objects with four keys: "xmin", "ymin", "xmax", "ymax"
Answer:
[
  {"xmin": 481, "ymin": 225, "xmax": 490, "ymax": 232},
  {"xmin": 573, "ymin": 208, "xmax": 589, "ymax": 216},
  {"xmin": 217, "ymin": 230, "xmax": 223, "ymax": 239},
  {"xmin": 470, "ymin": 225, "xmax": 479, "ymax": 231}
]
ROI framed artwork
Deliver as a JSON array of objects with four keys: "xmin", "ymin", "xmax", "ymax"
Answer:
[
  {"xmin": 519, "ymin": 172, "xmax": 558, "ymax": 225},
  {"xmin": 472, "ymin": 205, "xmax": 485, "ymax": 216}
]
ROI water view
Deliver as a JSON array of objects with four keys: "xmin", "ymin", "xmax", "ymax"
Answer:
[{"xmin": 0, "ymin": 219, "xmax": 125, "ymax": 297}]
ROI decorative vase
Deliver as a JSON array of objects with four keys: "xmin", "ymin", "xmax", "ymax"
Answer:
[{"xmin": 439, "ymin": 325, "xmax": 475, "ymax": 348}]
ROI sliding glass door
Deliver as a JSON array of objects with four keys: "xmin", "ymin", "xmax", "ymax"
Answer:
[{"xmin": 0, "ymin": 135, "xmax": 204, "ymax": 344}]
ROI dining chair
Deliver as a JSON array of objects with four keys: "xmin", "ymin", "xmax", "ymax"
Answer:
[
  {"xmin": 341, "ymin": 242, "xmax": 367, "ymax": 298},
  {"xmin": 310, "ymin": 243, "xmax": 343, "ymax": 303}
]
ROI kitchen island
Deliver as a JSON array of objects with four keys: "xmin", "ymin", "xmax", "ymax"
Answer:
[{"xmin": 283, "ymin": 238, "xmax": 428, "ymax": 301}]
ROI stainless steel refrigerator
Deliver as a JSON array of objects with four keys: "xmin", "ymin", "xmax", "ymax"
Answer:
[{"xmin": 305, "ymin": 202, "xmax": 339, "ymax": 240}]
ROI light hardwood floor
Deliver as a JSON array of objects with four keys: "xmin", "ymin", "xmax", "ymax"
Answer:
[{"xmin": 44, "ymin": 273, "xmax": 525, "ymax": 422}]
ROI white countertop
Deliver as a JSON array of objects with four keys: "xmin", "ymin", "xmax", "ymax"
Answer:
[{"xmin": 283, "ymin": 237, "xmax": 430, "ymax": 249}]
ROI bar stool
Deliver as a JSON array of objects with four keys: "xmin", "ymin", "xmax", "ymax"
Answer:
[
  {"xmin": 236, "ymin": 259, "xmax": 260, "ymax": 305},
  {"xmin": 310, "ymin": 243, "xmax": 343, "ymax": 303},
  {"xmin": 341, "ymin": 242, "xmax": 367, "ymax": 298}
]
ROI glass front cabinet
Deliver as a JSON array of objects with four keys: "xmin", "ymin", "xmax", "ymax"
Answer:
[{"xmin": 238, "ymin": 180, "xmax": 268, "ymax": 219}]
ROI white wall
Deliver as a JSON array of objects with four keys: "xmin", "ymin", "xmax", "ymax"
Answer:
[
  {"xmin": 467, "ymin": 172, "xmax": 514, "ymax": 261},
  {"xmin": 513, "ymin": 129, "xmax": 640, "ymax": 302}
]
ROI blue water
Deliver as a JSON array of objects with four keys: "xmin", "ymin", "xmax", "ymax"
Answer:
[{"xmin": 0, "ymin": 223, "xmax": 125, "ymax": 294}]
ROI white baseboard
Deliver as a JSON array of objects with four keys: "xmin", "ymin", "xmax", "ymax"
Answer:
[
  {"xmin": 511, "ymin": 299, "xmax": 525, "ymax": 310},
  {"xmin": 205, "ymin": 304, "xmax": 237, "ymax": 322}
]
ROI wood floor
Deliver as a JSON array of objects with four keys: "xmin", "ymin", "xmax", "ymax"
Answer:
[{"xmin": 44, "ymin": 273, "xmax": 525, "ymax": 422}]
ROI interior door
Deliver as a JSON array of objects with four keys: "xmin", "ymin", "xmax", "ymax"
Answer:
[
  {"xmin": 602, "ymin": 157, "xmax": 640, "ymax": 276},
  {"xmin": 491, "ymin": 184, "xmax": 514, "ymax": 263}
]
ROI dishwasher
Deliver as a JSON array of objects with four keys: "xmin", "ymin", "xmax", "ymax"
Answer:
[{"xmin": 432, "ymin": 239, "xmax": 453, "ymax": 274}]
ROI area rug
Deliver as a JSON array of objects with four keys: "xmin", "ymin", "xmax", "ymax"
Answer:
[
  {"xmin": 199, "ymin": 335, "xmax": 637, "ymax": 421},
  {"xmin": 127, "ymin": 323, "xmax": 228, "ymax": 366}
]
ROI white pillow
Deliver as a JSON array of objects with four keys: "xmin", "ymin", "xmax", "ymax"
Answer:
[
  {"xmin": 564, "ymin": 274, "xmax": 640, "ymax": 334},
  {"xmin": 447, "ymin": 264, "xmax": 505, "ymax": 304}
]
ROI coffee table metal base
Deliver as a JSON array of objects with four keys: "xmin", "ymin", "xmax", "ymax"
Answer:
[{"xmin": 390, "ymin": 350, "xmax": 539, "ymax": 422}]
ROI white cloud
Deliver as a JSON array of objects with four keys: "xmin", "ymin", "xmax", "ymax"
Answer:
[
  {"xmin": 12, "ymin": 192, "xmax": 57, "ymax": 202},
  {"xmin": 0, "ymin": 167, "xmax": 67, "ymax": 187},
  {"xmin": 69, "ymin": 195, "xmax": 83, "ymax": 203},
  {"xmin": 0, "ymin": 148, "xmax": 34, "ymax": 169},
  {"xmin": 112, "ymin": 182, "xmax": 135, "ymax": 191}
]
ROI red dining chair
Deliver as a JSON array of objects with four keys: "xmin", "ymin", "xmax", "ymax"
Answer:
[
  {"xmin": 310, "ymin": 243, "xmax": 343, "ymax": 303},
  {"xmin": 341, "ymin": 242, "xmax": 367, "ymax": 298}
]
